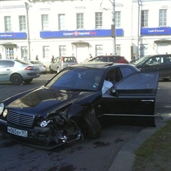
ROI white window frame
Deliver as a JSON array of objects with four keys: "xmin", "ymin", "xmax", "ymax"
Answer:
[
  {"xmin": 6, "ymin": 47, "xmax": 14, "ymax": 59},
  {"xmin": 95, "ymin": 45, "xmax": 103, "ymax": 56},
  {"xmin": 19, "ymin": 15, "xmax": 26, "ymax": 31},
  {"xmin": 116, "ymin": 44, "xmax": 121, "ymax": 55},
  {"xmin": 140, "ymin": 44, "xmax": 148, "ymax": 57},
  {"xmin": 76, "ymin": 13, "xmax": 84, "ymax": 29},
  {"xmin": 95, "ymin": 12, "xmax": 102, "ymax": 29},
  {"xmin": 21, "ymin": 46, "xmax": 27, "ymax": 59},
  {"xmin": 159, "ymin": 9, "xmax": 167, "ymax": 26},
  {"xmin": 41, "ymin": 14, "xmax": 49, "ymax": 31},
  {"xmin": 4, "ymin": 16, "xmax": 11, "ymax": 32},
  {"xmin": 115, "ymin": 11, "xmax": 121, "ymax": 28},
  {"xmin": 59, "ymin": 45, "xmax": 66, "ymax": 56},
  {"xmin": 43, "ymin": 46, "xmax": 49, "ymax": 58},
  {"xmin": 58, "ymin": 14, "xmax": 65, "ymax": 30},
  {"xmin": 141, "ymin": 10, "xmax": 148, "ymax": 27}
]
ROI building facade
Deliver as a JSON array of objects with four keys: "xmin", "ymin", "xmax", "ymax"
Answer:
[{"xmin": 0, "ymin": 0, "xmax": 170, "ymax": 64}]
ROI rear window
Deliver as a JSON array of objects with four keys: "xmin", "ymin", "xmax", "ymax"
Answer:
[{"xmin": 63, "ymin": 57, "xmax": 77, "ymax": 63}]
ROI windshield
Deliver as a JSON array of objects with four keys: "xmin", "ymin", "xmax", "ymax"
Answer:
[
  {"xmin": 46, "ymin": 67, "xmax": 104, "ymax": 91},
  {"xmin": 134, "ymin": 55, "xmax": 152, "ymax": 65}
]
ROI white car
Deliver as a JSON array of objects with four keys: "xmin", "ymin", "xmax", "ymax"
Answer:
[{"xmin": 0, "ymin": 59, "xmax": 40, "ymax": 85}]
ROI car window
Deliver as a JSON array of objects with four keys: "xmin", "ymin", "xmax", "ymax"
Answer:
[
  {"xmin": 46, "ymin": 68, "xmax": 103, "ymax": 90},
  {"xmin": 53, "ymin": 58, "xmax": 58, "ymax": 63},
  {"xmin": 63, "ymin": 57, "xmax": 76, "ymax": 63},
  {"xmin": 164, "ymin": 56, "xmax": 171, "ymax": 64},
  {"xmin": 15, "ymin": 59, "xmax": 29, "ymax": 65},
  {"xmin": 116, "ymin": 71, "xmax": 159, "ymax": 90},
  {"xmin": 0, "ymin": 61, "xmax": 14, "ymax": 68},
  {"xmin": 120, "ymin": 66, "xmax": 136, "ymax": 78}
]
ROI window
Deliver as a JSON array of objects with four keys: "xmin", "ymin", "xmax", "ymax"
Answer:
[
  {"xmin": 58, "ymin": 14, "xmax": 65, "ymax": 30},
  {"xmin": 76, "ymin": 13, "xmax": 84, "ymax": 29},
  {"xmin": 159, "ymin": 9, "xmax": 167, "ymax": 26},
  {"xmin": 95, "ymin": 45, "xmax": 103, "ymax": 56},
  {"xmin": 95, "ymin": 12, "xmax": 102, "ymax": 29},
  {"xmin": 59, "ymin": 45, "xmax": 66, "ymax": 56},
  {"xmin": 41, "ymin": 14, "xmax": 49, "ymax": 30},
  {"xmin": 19, "ymin": 15, "xmax": 26, "ymax": 31},
  {"xmin": 21, "ymin": 46, "xmax": 27, "ymax": 58},
  {"xmin": 115, "ymin": 11, "xmax": 121, "ymax": 28},
  {"xmin": 4, "ymin": 16, "xmax": 11, "ymax": 31},
  {"xmin": 116, "ymin": 44, "xmax": 121, "ymax": 55},
  {"xmin": 6, "ymin": 47, "xmax": 14, "ymax": 59},
  {"xmin": 140, "ymin": 44, "xmax": 148, "ymax": 57},
  {"xmin": 43, "ymin": 46, "xmax": 49, "ymax": 58},
  {"xmin": 141, "ymin": 10, "xmax": 148, "ymax": 27}
]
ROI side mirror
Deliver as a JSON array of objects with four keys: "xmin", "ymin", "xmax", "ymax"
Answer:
[{"xmin": 110, "ymin": 88, "xmax": 119, "ymax": 97}]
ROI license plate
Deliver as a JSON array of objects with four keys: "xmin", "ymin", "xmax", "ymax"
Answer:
[{"xmin": 7, "ymin": 126, "xmax": 28, "ymax": 137}]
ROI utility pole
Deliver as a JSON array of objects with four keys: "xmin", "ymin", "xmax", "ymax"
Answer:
[
  {"xmin": 25, "ymin": 2, "xmax": 31, "ymax": 60},
  {"xmin": 111, "ymin": 0, "xmax": 116, "ymax": 55},
  {"xmin": 137, "ymin": 0, "xmax": 141, "ymax": 58}
]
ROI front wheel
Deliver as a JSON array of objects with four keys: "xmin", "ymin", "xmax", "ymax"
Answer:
[
  {"xmin": 81, "ymin": 109, "xmax": 101, "ymax": 139},
  {"xmin": 10, "ymin": 74, "xmax": 23, "ymax": 85}
]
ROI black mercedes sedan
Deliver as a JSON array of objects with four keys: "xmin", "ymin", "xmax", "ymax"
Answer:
[{"xmin": 0, "ymin": 62, "xmax": 159, "ymax": 149}]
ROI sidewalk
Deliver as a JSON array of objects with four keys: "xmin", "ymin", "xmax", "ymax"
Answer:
[{"xmin": 108, "ymin": 117, "xmax": 170, "ymax": 171}]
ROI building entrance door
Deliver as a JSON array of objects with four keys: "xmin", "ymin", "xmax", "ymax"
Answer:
[
  {"xmin": 6, "ymin": 47, "xmax": 14, "ymax": 59},
  {"xmin": 76, "ymin": 46, "xmax": 89, "ymax": 63},
  {"xmin": 157, "ymin": 43, "xmax": 170, "ymax": 54}
]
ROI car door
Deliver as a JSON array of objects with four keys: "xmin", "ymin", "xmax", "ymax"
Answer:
[
  {"xmin": 102, "ymin": 71, "xmax": 159, "ymax": 121},
  {"xmin": 0, "ymin": 60, "xmax": 13, "ymax": 82},
  {"xmin": 157, "ymin": 55, "xmax": 171, "ymax": 78}
]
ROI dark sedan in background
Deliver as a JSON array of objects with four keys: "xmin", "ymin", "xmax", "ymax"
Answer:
[
  {"xmin": 0, "ymin": 62, "xmax": 159, "ymax": 149},
  {"xmin": 134, "ymin": 54, "xmax": 171, "ymax": 80},
  {"xmin": 86, "ymin": 55, "xmax": 129, "ymax": 64}
]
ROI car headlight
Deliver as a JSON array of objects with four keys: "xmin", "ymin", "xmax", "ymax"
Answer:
[
  {"xmin": 40, "ymin": 120, "xmax": 51, "ymax": 127},
  {"xmin": 3, "ymin": 109, "xmax": 8, "ymax": 117},
  {"xmin": 0, "ymin": 103, "xmax": 4, "ymax": 115}
]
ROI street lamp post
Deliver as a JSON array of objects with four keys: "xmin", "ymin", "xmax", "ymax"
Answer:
[
  {"xmin": 25, "ymin": 2, "xmax": 31, "ymax": 60},
  {"xmin": 111, "ymin": 0, "xmax": 116, "ymax": 55}
]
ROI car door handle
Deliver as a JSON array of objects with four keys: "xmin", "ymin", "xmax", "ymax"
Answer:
[{"xmin": 141, "ymin": 100, "xmax": 154, "ymax": 103}]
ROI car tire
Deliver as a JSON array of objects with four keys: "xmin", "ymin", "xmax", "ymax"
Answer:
[
  {"xmin": 23, "ymin": 79, "xmax": 33, "ymax": 84},
  {"xmin": 81, "ymin": 109, "xmax": 101, "ymax": 139},
  {"xmin": 49, "ymin": 66, "xmax": 53, "ymax": 73},
  {"xmin": 10, "ymin": 74, "xmax": 23, "ymax": 85}
]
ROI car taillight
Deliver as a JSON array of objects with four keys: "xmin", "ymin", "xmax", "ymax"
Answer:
[
  {"xmin": 25, "ymin": 66, "xmax": 33, "ymax": 70},
  {"xmin": 62, "ymin": 57, "xmax": 64, "ymax": 62}
]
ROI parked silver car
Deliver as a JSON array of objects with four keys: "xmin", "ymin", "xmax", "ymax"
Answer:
[
  {"xmin": 29, "ymin": 60, "xmax": 47, "ymax": 74},
  {"xmin": 50, "ymin": 56, "xmax": 78, "ymax": 73},
  {"xmin": 0, "ymin": 59, "xmax": 40, "ymax": 85}
]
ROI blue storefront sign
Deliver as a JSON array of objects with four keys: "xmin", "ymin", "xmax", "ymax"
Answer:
[
  {"xmin": 141, "ymin": 27, "xmax": 171, "ymax": 35},
  {"xmin": 0, "ymin": 32, "xmax": 27, "ymax": 39},
  {"xmin": 40, "ymin": 29, "xmax": 124, "ymax": 38}
]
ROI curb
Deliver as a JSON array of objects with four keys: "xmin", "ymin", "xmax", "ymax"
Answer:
[{"xmin": 108, "ymin": 120, "xmax": 168, "ymax": 171}]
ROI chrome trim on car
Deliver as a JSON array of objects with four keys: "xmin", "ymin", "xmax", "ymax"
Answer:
[{"xmin": 103, "ymin": 114, "xmax": 155, "ymax": 117}]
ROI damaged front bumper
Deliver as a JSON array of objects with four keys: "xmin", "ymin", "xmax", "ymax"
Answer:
[{"xmin": 0, "ymin": 119, "xmax": 82, "ymax": 150}]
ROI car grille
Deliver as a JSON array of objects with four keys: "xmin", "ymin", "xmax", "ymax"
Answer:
[{"xmin": 7, "ymin": 111, "xmax": 35, "ymax": 127}]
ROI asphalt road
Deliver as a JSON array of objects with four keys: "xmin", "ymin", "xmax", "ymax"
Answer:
[{"xmin": 0, "ymin": 74, "xmax": 170, "ymax": 171}]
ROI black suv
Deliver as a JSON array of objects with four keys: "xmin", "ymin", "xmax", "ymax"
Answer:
[{"xmin": 134, "ymin": 54, "xmax": 171, "ymax": 80}]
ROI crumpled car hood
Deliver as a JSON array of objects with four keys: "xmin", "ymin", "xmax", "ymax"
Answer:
[{"xmin": 7, "ymin": 87, "xmax": 98, "ymax": 114}]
